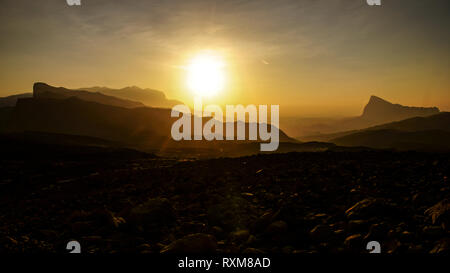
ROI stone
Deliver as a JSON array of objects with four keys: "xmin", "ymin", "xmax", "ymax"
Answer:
[
  {"xmin": 211, "ymin": 226, "xmax": 225, "ymax": 239},
  {"xmin": 399, "ymin": 231, "xmax": 414, "ymax": 242},
  {"xmin": 252, "ymin": 210, "xmax": 279, "ymax": 233},
  {"xmin": 160, "ymin": 233, "xmax": 217, "ymax": 254},
  {"xmin": 422, "ymin": 226, "xmax": 444, "ymax": 238},
  {"xmin": 344, "ymin": 234, "xmax": 363, "ymax": 250},
  {"xmin": 309, "ymin": 224, "xmax": 333, "ymax": 242},
  {"xmin": 345, "ymin": 198, "xmax": 388, "ymax": 219},
  {"xmin": 230, "ymin": 230, "xmax": 250, "ymax": 244},
  {"xmin": 242, "ymin": 248, "xmax": 266, "ymax": 254},
  {"xmin": 429, "ymin": 238, "xmax": 450, "ymax": 254},
  {"xmin": 265, "ymin": 220, "xmax": 288, "ymax": 235},
  {"xmin": 425, "ymin": 199, "xmax": 450, "ymax": 226},
  {"xmin": 348, "ymin": 220, "xmax": 370, "ymax": 233}
]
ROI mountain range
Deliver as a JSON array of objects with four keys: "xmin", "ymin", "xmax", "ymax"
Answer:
[
  {"xmin": 80, "ymin": 86, "xmax": 183, "ymax": 108},
  {"xmin": 0, "ymin": 82, "xmax": 448, "ymax": 154},
  {"xmin": 331, "ymin": 113, "xmax": 450, "ymax": 151},
  {"xmin": 295, "ymin": 96, "xmax": 440, "ymax": 140},
  {"xmin": 0, "ymin": 83, "xmax": 182, "ymax": 109},
  {"xmin": 0, "ymin": 83, "xmax": 298, "ymax": 157}
]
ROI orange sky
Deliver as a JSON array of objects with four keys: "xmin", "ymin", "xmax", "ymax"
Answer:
[{"xmin": 0, "ymin": 0, "xmax": 449, "ymax": 117}]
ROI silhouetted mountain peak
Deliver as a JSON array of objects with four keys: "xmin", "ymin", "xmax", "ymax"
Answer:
[
  {"xmin": 32, "ymin": 82, "xmax": 144, "ymax": 108},
  {"xmin": 362, "ymin": 95, "xmax": 439, "ymax": 122},
  {"xmin": 80, "ymin": 85, "xmax": 183, "ymax": 108},
  {"xmin": 367, "ymin": 95, "xmax": 390, "ymax": 105}
]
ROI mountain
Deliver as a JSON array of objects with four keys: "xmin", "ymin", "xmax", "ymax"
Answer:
[
  {"xmin": 33, "ymin": 82, "xmax": 145, "ymax": 108},
  {"xmin": 361, "ymin": 95, "xmax": 439, "ymax": 123},
  {"xmin": 0, "ymin": 93, "xmax": 33, "ymax": 107},
  {"xmin": 332, "ymin": 129, "xmax": 450, "ymax": 151},
  {"xmin": 81, "ymin": 86, "xmax": 183, "ymax": 108},
  {"xmin": 331, "ymin": 112, "xmax": 450, "ymax": 151},
  {"xmin": 296, "ymin": 95, "xmax": 440, "ymax": 140},
  {"xmin": 365, "ymin": 112, "xmax": 450, "ymax": 132},
  {"xmin": 1, "ymin": 96, "xmax": 296, "ymax": 156},
  {"xmin": 4, "ymin": 97, "xmax": 170, "ymax": 149}
]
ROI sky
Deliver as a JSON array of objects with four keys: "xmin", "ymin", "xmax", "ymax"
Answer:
[{"xmin": 0, "ymin": 0, "xmax": 449, "ymax": 116}]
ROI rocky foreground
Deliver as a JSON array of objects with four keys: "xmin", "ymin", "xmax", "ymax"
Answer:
[{"xmin": 0, "ymin": 151, "xmax": 449, "ymax": 254}]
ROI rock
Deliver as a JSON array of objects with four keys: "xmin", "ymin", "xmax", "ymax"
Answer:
[
  {"xmin": 4, "ymin": 236, "xmax": 18, "ymax": 245},
  {"xmin": 252, "ymin": 210, "xmax": 279, "ymax": 233},
  {"xmin": 211, "ymin": 226, "xmax": 225, "ymax": 239},
  {"xmin": 137, "ymin": 243, "xmax": 153, "ymax": 252},
  {"xmin": 91, "ymin": 208, "xmax": 116, "ymax": 227},
  {"xmin": 422, "ymin": 226, "xmax": 444, "ymax": 238},
  {"xmin": 429, "ymin": 238, "xmax": 450, "ymax": 254},
  {"xmin": 160, "ymin": 233, "xmax": 217, "ymax": 254},
  {"xmin": 242, "ymin": 247, "xmax": 266, "ymax": 254},
  {"xmin": 310, "ymin": 224, "xmax": 334, "ymax": 242},
  {"xmin": 425, "ymin": 199, "xmax": 450, "ymax": 227},
  {"xmin": 399, "ymin": 231, "xmax": 414, "ymax": 242},
  {"xmin": 230, "ymin": 230, "xmax": 250, "ymax": 244},
  {"xmin": 110, "ymin": 215, "xmax": 126, "ymax": 229},
  {"xmin": 348, "ymin": 220, "xmax": 370, "ymax": 233},
  {"xmin": 333, "ymin": 229, "xmax": 346, "ymax": 240},
  {"xmin": 385, "ymin": 239, "xmax": 402, "ymax": 254},
  {"xmin": 407, "ymin": 245, "xmax": 424, "ymax": 253},
  {"xmin": 345, "ymin": 198, "xmax": 390, "ymax": 219},
  {"xmin": 246, "ymin": 235, "xmax": 256, "ymax": 245},
  {"xmin": 412, "ymin": 192, "xmax": 432, "ymax": 207},
  {"xmin": 180, "ymin": 221, "xmax": 207, "ymax": 234},
  {"xmin": 207, "ymin": 196, "xmax": 252, "ymax": 231},
  {"xmin": 344, "ymin": 234, "xmax": 363, "ymax": 250},
  {"xmin": 127, "ymin": 198, "xmax": 176, "ymax": 230},
  {"xmin": 280, "ymin": 246, "xmax": 294, "ymax": 254},
  {"xmin": 265, "ymin": 220, "xmax": 288, "ymax": 235}
]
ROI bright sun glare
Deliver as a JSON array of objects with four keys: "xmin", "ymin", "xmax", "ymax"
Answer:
[{"xmin": 187, "ymin": 52, "xmax": 225, "ymax": 98}]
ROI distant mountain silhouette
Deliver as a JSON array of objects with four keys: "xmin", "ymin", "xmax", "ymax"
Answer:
[
  {"xmin": 296, "ymin": 95, "xmax": 441, "ymax": 140},
  {"xmin": 332, "ymin": 129, "xmax": 450, "ymax": 151},
  {"xmin": 4, "ymin": 97, "xmax": 169, "ymax": 149},
  {"xmin": 33, "ymin": 82, "xmax": 145, "ymax": 108},
  {"xmin": 361, "ymin": 95, "xmax": 439, "ymax": 123},
  {"xmin": 0, "ymin": 93, "xmax": 32, "ymax": 107},
  {"xmin": 331, "ymin": 112, "xmax": 450, "ymax": 151},
  {"xmin": 0, "ymin": 96, "xmax": 295, "ymax": 156},
  {"xmin": 81, "ymin": 86, "xmax": 183, "ymax": 108}
]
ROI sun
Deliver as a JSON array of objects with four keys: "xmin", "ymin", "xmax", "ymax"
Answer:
[{"xmin": 187, "ymin": 52, "xmax": 225, "ymax": 98}]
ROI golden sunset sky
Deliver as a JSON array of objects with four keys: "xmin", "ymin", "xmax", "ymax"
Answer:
[{"xmin": 0, "ymin": 0, "xmax": 448, "ymax": 116}]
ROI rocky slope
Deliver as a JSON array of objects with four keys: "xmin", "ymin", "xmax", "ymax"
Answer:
[
  {"xmin": 33, "ymin": 83, "xmax": 145, "ymax": 109},
  {"xmin": 0, "ymin": 151, "xmax": 448, "ymax": 254}
]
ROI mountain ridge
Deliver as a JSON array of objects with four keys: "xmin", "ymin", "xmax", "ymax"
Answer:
[{"xmin": 33, "ymin": 82, "xmax": 145, "ymax": 109}]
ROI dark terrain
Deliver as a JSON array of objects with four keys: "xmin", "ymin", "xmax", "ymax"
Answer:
[
  {"xmin": 0, "ymin": 83, "xmax": 449, "ymax": 254},
  {"xmin": 0, "ymin": 145, "xmax": 448, "ymax": 254}
]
